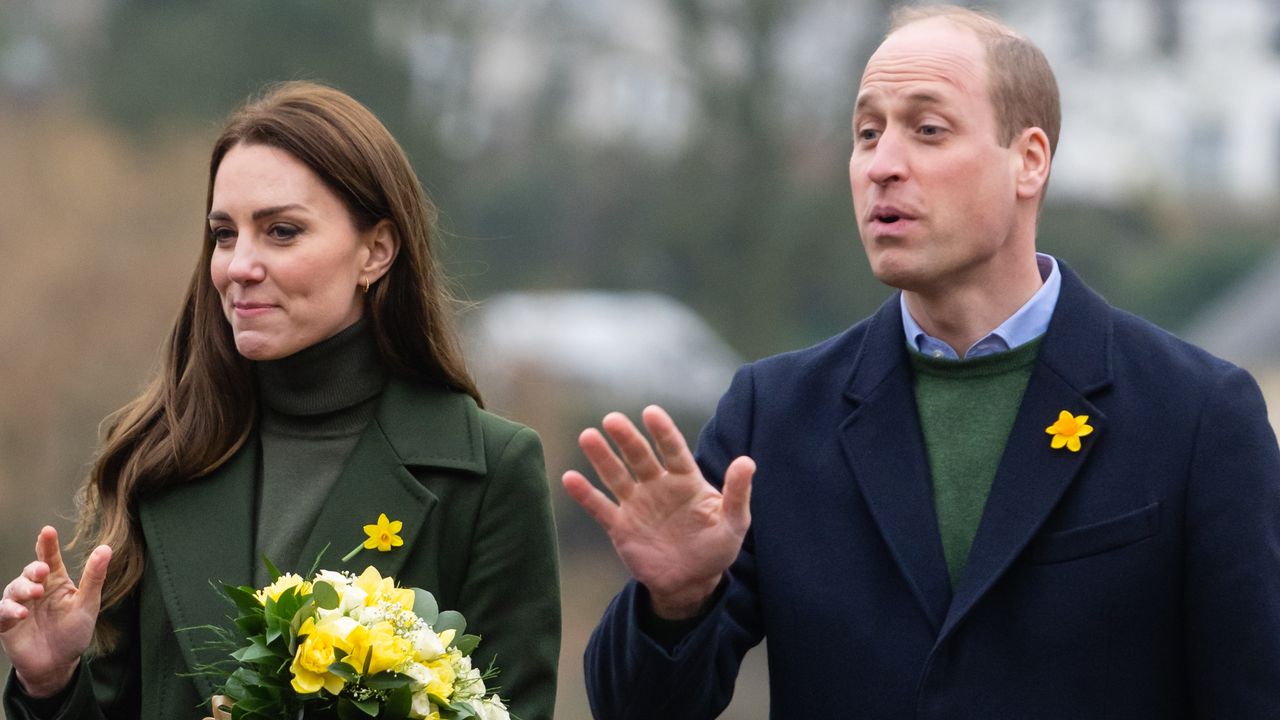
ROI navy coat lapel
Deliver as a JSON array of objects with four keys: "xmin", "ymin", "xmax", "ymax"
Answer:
[
  {"xmin": 840, "ymin": 295, "xmax": 953, "ymax": 631},
  {"xmin": 138, "ymin": 435, "xmax": 258, "ymax": 700},
  {"xmin": 940, "ymin": 264, "xmax": 1114, "ymax": 640}
]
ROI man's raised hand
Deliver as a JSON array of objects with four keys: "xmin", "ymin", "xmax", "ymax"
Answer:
[{"xmin": 562, "ymin": 405, "xmax": 754, "ymax": 619}]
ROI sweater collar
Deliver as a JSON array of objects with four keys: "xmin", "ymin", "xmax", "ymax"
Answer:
[{"xmin": 254, "ymin": 318, "xmax": 387, "ymax": 417}]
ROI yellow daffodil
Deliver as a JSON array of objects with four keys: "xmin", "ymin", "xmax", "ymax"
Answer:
[
  {"xmin": 1045, "ymin": 410, "xmax": 1094, "ymax": 452},
  {"xmin": 289, "ymin": 618, "xmax": 346, "ymax": 695},
  {"xmin": 345, "ymin": 620, "xmax": 413, "ymax": 675},
  {"xmin": 364, "ymin": 514, "xmax": 404, "ymax": 552},
  {"xmin": 342, "ymin": 513, "xmax": 406, "ymax": 562},
  {"xmin": 255, "ymin": 573, "xmax": 312, "ymax": 605},
  {"xmin": 425, "ymin": 652, "xmax": 458, "ymax": 699}
]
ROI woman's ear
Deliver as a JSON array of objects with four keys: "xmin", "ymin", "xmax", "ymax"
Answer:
[
  {"xmin": 1014, "ymin": 126, "xmax": 1051, "ymax": 201},
  {"xmin": 361, "ymin": 219, "xmax": 400, "ymax": 284}
]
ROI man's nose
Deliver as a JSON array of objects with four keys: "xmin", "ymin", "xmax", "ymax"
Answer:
[{"xmin": 865, "ymin": 130, "xmax": 908, "ymax": 185}]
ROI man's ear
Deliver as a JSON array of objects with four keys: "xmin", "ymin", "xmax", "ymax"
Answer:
[
  {"xmin": 361, "ymin": 219, "xmax": 400, "ymax": 283},
  {"xmin": 1014, "ymin": 127, "xmax": 1051, "ymax": 201}
]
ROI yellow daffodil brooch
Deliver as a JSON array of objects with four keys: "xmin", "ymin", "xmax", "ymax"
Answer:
[
  {"xmin": 341, "ymin": 513, "xmax": 404, "ymax": 562},
  {"xmin": 1045, "ymin": 410, "xmax": 1094, "ymax": 452}
]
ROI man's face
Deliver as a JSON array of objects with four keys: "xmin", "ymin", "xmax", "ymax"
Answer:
[{"xmin": 849, "ymin": 18, "xmax": 1023, "ymax": 294}]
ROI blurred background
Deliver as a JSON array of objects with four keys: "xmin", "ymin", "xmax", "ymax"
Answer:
[{"xmin": 1, "ymin": 0, "xmax": 1278, "ymax": 717}]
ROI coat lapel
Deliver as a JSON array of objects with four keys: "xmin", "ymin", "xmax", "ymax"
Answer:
[
  {"xmin": 138, "ymin": 378, "xmax": 488, "ymax": 700},
  {"xmin": 939, "ymin": 264, "xmax": 1114, "ymax": 641},
  {"xmin": 293, "ymin": 378, "xmax": 487, "ymax": 583},
  {"xmin": 139, "ymin": 435, "xmax": 258, "ymax": 700},
  {"xmin": 840, "ymin": 295, "xmax": 953, "ymax": 631}
]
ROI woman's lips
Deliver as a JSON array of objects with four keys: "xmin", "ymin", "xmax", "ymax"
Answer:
[{"xmin": 232, "ymin": 302, "xmax": 277, "ymax": 318}]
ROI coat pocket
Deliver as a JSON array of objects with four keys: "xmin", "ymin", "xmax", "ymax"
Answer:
[{"xmin": 1031, "ymin": 501, "xmax": 1161, "ymax": 565}]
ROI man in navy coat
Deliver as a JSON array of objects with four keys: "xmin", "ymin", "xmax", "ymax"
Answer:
[{"xmin": 562, "ymin": 5, "xmax": 1280, "ymax": 718}]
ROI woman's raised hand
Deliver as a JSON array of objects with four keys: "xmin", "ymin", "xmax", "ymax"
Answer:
[
  {"xmin": 562, "ymin": 405, "xmax": 755, "ymax": 620},
  {"xmin": 0, "ymin": 526, "xmax": 111, "ymax": 697}
]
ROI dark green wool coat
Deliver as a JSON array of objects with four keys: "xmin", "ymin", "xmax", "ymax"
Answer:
[{"xmin": 5, "ymin": 379, "xmax": 561, "ymax": 720}]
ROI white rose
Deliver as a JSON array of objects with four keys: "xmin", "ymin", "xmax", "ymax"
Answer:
[
  {"xmin": 412, "ymin": 627, "xmax": 446, "ymax": 660},
  {"xmin": 410, "ymin": 688, "xmax": 436, "ymax": 719},
  {"xmin": 473, "ymin": 696, "xmax": 510, "ymax": 720},
  {"xmin": 402, "ymin": 662, "xmax": 435, "ymax": 689}
]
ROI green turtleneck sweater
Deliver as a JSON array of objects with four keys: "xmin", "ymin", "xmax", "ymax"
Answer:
[
  {"xmin": 253, "ymin": 319, "xmax": 386, "ymax": 585},
  {"xmin": 909, "ymin": 338, "xmax": 1043, "ymax": 585}
]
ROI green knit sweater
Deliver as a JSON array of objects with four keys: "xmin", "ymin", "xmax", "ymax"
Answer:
[
  {"xmin": 909, "ymin": 338, "xmax": 1042, "ymax": 585},
  {"xmin": 253, "ymin": 319, "xmax": 386, "ymax": 585}
]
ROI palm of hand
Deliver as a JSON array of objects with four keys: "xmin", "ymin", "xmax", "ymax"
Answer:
[
  {"xmin": 562, "ymin": 406, "xmax": 755, "ymax": 618},
  {"xmin": 608, "ymin": 475, "xmax": 743, "ymax": 597},
  {"xmin": 6, "ymin": 570, "xmax": 96, "ymax": 670}
]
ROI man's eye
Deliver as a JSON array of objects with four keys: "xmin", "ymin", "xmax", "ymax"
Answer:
[
  {"xmin": 919, "ymin": 125, "xmax": 944, "ymax": 137},
  {"xmin": 857, "ymin": 128, "xmax": 880, "ymax": 142}
]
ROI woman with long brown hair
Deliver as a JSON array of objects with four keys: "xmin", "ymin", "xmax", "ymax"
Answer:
[{"xmin": 0, "ymin": 81, "xmax": 560, "ymax": 719}]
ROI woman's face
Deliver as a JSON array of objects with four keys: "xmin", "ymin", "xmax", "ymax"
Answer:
[{"xmin": 208, "ymin": 143, "xmax": 379, "ymax": 361}]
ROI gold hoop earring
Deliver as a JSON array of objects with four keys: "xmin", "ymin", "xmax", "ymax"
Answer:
[{"xmin": 361, "ymin": 277, "xmax": 370, "ymax": 294}]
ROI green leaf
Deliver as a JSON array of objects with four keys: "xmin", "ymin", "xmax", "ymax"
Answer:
[
  {"xmin": 434, "ymin": 610, "xmax": 466, "ymax": 638},
  {"xmin": 352, "ymin": 698, "xmax": 380, "ymax": 716},
  {"xmin": 453, "ymin": 633, "xmax": 481, "ymax": 656},
  {"xmin": 383, "ymin": 685, "xmax": 412, "ymax": 717},
  {"xmin": 363, "ymin": 671, "xmax": 409, "ymax": 691},
  {"xmin": 230, "ymin": 639, "xmax": 279, "ymax": 664},
  {"xmin": 413, "ymin": 588, "xmax": 439, "ymax": 625},
  {"xmin": 328, "ymin": 661, "xmax": 359, "ymax": 682},
  {"xmin": 312, "ymin": 581, "xmax": 340, "ymax": 610},
  {"xmin": 305, "ymin": 542, "xmax": 331, "ymax": 578},
  {"xmin": 225, "ymin": 584, "xmax": 263, "ymax": 614},
  {"xmin": 262, "ymin": 555, "xmax": 283, "ymax": 582}
]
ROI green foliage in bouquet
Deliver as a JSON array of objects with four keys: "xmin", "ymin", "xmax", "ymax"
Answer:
[{"xmin": 194, "ymin": 556, "xmax": 510, "ymax": 720}]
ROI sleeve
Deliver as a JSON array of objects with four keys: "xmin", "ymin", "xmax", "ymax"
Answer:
[
  {"xmin": 3, "ymin": 596, "xmax": 141, "ymax": 720},
  {"xmin": 457, "ymin": 427, "xmax": 561, "ymax": 720},
  {"xmin": 1184, "ymin": 366, "xmax": 1280, "ymax": 717},
  {"xmin": 583, "ymin": 364, "xmax": 767, "ymax": 720}
]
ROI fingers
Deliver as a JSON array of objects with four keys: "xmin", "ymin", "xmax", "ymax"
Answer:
[
  {"xmin": 577, "ymin": 427, "xmax": 636, "ymax": 502},
  {"xmin": 721, "ymin": 456, "xmax": 756, "ymax": 534},
  {"xmin": 4, "ymin": 572, "xmax": 47, "ymax": 604},
  {"xmin": 75, "ymin": 545, "xmax": 112, "ymax": 612},
  {"xmin": 34, "ymin": 527, "xmax": 67, "ymax": 579},
  {"xmin": 560, "ymin": 471, "xmax": 620, "ymax": 531},
  {"xmin": 0, "ymin": 596, "xmax": 31, "ymax": 630},
  {"xmin": 641, "ymin": 405, "xmax": 697, "ymax": 475},
  {"xmin": 601, "ymin": 412, "xmax": 665, "ymax": 481}
]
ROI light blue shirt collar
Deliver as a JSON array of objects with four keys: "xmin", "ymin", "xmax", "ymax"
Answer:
[{"xmin": 901, "ymin": 253, "xmax": 1061, "ymax": 360}]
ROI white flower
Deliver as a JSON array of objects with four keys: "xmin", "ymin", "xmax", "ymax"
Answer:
[
  {"xmin": 411, "ymin": 627, "xmax": 447, "ymax": 661},
  {"xmin": 410, "ymin": 688, "xmax": 436, "ymax": 719},
  {"xmin": 402, "ymin": 661, "xmax": 435, "ymax": 689},
  {"xmin": 473, "ymin": 696, "xmax": 510, "ymax": 720}
]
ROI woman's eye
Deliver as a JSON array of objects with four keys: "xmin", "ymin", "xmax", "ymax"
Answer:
[
  {"xmin": 268, "ymin": 224, "xmax": 300, "ymax": 241},
  {"xmin": 210, "ymin": 227, "xmax": 236, "ymax": 245}
]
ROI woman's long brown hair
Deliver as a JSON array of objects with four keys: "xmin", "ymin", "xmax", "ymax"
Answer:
[{"xmin": 76, "ymin": 82, "xmax": 480, "ymax": 647}]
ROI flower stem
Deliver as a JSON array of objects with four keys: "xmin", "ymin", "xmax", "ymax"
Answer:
[{"xmin": 341, "ymin": 543, "xmax": 364, "ymax": 563}]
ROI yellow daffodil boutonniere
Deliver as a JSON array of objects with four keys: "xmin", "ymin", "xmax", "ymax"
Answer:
[
  {"xmin": 1045, "ymin": 410, "xmax": 1094, "ymax": 452},
  {"xmin": 342, "ymin": 513, "xmax": 404, "ymax": 562}
]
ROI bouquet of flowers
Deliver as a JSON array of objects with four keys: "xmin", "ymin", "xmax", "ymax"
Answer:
[{"xmin": 202, "ymin": 560, "xmax": 510, "ymax": 720}]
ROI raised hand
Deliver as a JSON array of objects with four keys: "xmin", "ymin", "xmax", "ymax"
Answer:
[
  {"xmin": 0, "ymin": 526, "xmax": 111, "ymax": 697},
  {"xmin": 562, "ymin": 405, "xmax": 755, "ymax": 619}
]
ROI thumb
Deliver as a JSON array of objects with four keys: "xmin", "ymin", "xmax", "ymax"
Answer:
[
  {"xmin": 75, "ymin": 545, "xmax": 112, "ymax": 612},
  {"xmin": 721, "ymin": 456, "xmax": 755, "ymax": 534}
]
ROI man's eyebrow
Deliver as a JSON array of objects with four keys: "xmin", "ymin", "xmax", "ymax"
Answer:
[
  {"xmin": 207, "ymin": 204, "xmax": 308, "ymax": 222},
  {"xmin": 854, "ymin": 89, "xmax": 946, "ymax": 114}
]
